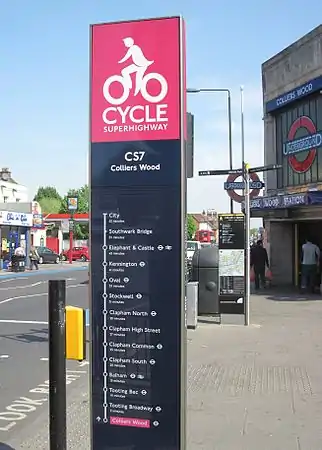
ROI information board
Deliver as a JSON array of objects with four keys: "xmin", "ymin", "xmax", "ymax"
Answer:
[
  {"xmin": 218, "ymin": 213, "xmax": 245, "ymax": 314},
  {"xmin": 90, "ymin": 17, "xmax": 186, "ymax": 450}
]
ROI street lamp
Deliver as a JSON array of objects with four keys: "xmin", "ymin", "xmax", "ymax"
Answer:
[{"xmin": 187, "ymin": 88, "xmax": 233, "ymax": 213}]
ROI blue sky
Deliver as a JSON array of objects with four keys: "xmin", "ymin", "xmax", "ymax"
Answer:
[{"xmin": 1, "ymin": 0, "xmax": 321, "ymax": 215}]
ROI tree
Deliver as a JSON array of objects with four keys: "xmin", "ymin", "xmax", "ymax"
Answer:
[
  {"xmin": 33, "ymin": 186, "xmax": 62, "ymax": 213},
  {"xmin": 60, "ymin": 185, "xmax": 89, "ymax": 240},
  {"xmin": 187, "ymin": 214, "xmax": 197, "ymax": 240},
  {"xmin": 250, "ymin": 228, "xmax": 259, "ymax": 236},
  {"xmin": 38, "ymin": 197, "xmax": 62, "ymax": 214}
]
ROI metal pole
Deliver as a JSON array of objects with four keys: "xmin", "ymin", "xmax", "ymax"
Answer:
[
  {"xmin": 227, "ymin": 92, "xmax": 233, "ymax": 214},
  {"xmin": 240, "ymin": 86, "xmax": 245, "ymax": 165},
  {"xmin": 69, "ymin": 212, "xmax": 73, "ymax": 264},
  {"xmin": 49, "ymin": 279, "xmax": 67, "ymax": 450},
  {"xmin": 244, "ymin": 167, "xmax": 250, "ymax": 326}
]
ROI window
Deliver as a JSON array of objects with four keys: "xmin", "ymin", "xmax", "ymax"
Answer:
[
  {"xmin": 3, "ymin": 196, "xmax": 8, "ymax": 203},
  {"xmin": 187, "ymin": 242, "xmax": 198, "ymax": 251},
  {"xmin": 16, "ymin": 198, "xmax": 20, "ymax": 202}
]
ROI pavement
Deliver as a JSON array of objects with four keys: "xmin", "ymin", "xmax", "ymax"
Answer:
[
  {"xmin": 0, "ymin": 265, "xmax": 89, "ymax": 448},
  {"xmin": 1, "ymin": 285, "xmax": 322, "ymax": 449}
]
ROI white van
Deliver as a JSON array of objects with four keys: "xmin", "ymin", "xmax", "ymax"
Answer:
[{"xmin": 186, "ymin": 240, "xmax": 201, "ymax": 261}]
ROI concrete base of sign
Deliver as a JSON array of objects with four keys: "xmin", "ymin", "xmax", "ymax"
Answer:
[{"xmin": 186, "ymin": 282, "xmax": 198, "ymax": 329}]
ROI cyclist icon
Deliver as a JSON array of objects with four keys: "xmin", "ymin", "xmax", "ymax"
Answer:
[
  {"xmin": 119, "ymin": 37, "xmax": 154, "ymax": 96},
  {"xmin": 103, "ymin": 37, "xmax": 168, "ymax": 106}
]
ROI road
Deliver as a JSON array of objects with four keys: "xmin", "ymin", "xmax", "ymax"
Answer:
[{"xmin": 0, "ymin": 267, "xmax": 89, "ymax": 447}]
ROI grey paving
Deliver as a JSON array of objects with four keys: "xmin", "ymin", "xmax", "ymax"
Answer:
[{"xmin": 2, "ymin": 290, "xmax": 322, "ymax": 449}]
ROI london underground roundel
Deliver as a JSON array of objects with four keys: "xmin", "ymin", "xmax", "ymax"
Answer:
[{"xmin": 285, "ymin": 116, "xmax": 318, "ymax": 173}]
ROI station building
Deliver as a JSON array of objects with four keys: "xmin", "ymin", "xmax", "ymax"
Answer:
[{"xmin": 254, "ymin": 25, "xmax": 322, "ymax": 286}]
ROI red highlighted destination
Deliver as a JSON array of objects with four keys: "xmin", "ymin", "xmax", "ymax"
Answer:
[{"xmin": 110, "ymin": 416, "xmax": 151, "ymax": 428}]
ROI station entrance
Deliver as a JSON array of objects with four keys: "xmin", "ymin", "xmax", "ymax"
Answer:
[{"xmin": 296, "ymin": 220, "xmax": 322, "ymax": 288}]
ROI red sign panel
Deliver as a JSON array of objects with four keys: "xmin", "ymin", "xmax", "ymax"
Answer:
[
  {"xmin": 91, "ymin": 18, "xmax": 181, "ymax": 143},
  {"xmin": 287, "ymin": 116, "xmax": 317, "ymax": 173}
]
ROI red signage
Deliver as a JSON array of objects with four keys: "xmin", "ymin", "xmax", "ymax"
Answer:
[
  {"xmin": 91, "ymin": 18, "xmax": 181, "ymax": 143},
  {"xmin": 287, "ymin": 116, "xmax": 317, "ymax": 173},
  {"xmin": 226, "ymin": 172, "xmax": 261, "ymax": 203}
]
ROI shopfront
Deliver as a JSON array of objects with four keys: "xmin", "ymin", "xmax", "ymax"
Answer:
[{"xmin": 0, "ymin": 210, "xmax": 33, "ymax": 267}]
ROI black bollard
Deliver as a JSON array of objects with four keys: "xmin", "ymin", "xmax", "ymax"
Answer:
[{"xmin": 48, "ymin": 279, "xmax": 67, "ymax": 450}]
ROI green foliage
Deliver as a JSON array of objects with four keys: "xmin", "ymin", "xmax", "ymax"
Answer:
[
  {"xmin": 74, "ymin": 223, "xmax": 89, "ymax": 240},
  {"xmin": 187, "ymin": 214, "xmax": 197, "ymax": 240},
  {"xmin": 34, "ymin": 186, "xmax": 62, "ymax": 203},
  {"xmin": 60, "ymin": 185, "xmax": 89, "ymax": 240},
  {"xmin": 250, "ymin": 228, "xmax": 259, "ymax": 236},
  {"xmin": 38, "ymin": 197, "xmax": 61, "ymax": 214},
  {"xmin": 33, "ymin": 185, "xmax": 90, "ymax": 240}
]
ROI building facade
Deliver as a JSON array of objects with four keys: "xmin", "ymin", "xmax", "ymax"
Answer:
[
  {"xmin": 0, "ymin": 167, "xmax": 28, "ymax": 203},
  {"xmin": 258, "ymin": 25, "xmax": 322, "ymax": 285}
]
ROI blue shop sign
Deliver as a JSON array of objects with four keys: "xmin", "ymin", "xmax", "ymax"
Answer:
[
  {"xmin": 265, "ymin": 76, "xmax": 322, "ymax": 113},
  {"xmin": 0, "ymin": 210, "xmax": 33, "ymax": 227},
  {"xmin": 248, "ymin": 193, "xmax": 307, "ymax": 210}
]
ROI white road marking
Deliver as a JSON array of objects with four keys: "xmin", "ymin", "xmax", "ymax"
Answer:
[
  {"xmin": 0, "ymin": 292, "xmax": 46, "ymax": 306},
  {"xmin": 0, "ymin": 355, "xmax": 9, "ymax": 359},
  {"xmin": 0, "ymin": 320, "xmax": 48, "ymax": 325},
  {"xmin": 0, "ymin": 281, "xmax": 43, "ymax": 291},
  {"xmin": 0, "ymin": 369, "xmax": 88, "ymax": 433},
  {"xmin": 40, "ymin": 357, "xmax": 48, "ymax": 361},
  {"xmin": 0, "ymin": 278, "xmax": 29, "ymax": 284},
  {"xmin": 0, "ymin": 283, "xmax": 86, "ymax": 306}
]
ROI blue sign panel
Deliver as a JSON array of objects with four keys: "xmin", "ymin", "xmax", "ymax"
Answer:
[
  {"xmin": 283, "ymin": 131, "xmax": 322, "ymax": 156},
  {"xmin": 224, "ymin": 181, "xmax": 265, "ymax": 190},
  {"xmin": 265, "ymin": 75, "xmax": 322, "ymax": 113},
  {"xmin": 91, "ymin": 139, "xmax": 186, "ymax": 449},
  {"xmin": 248, "ymin": 193, "xmax": 307, "ymax": 210}
]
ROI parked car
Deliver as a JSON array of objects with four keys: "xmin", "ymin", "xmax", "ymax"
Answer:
[
  {"xmin": 61, "ymin": 246, "xmax": 90, "ymax": 262},
  {"xmin": 36, "ymin": 246, "xmax": 60, "ymax": 264}
]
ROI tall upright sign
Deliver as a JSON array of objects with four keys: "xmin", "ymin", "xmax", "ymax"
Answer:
[
  {"xmin": 218, "ymin": 213, "xmax": 245, "ymax": 315},
  {"xmin": 90, "ymin": 17, "xmax": 187, "ymax": 450}
]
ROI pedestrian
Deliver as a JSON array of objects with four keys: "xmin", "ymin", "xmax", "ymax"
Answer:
[
  {"xmin": 301, "ymin": 238, "xmax": 320, "ymax": 293},
  {"xmin": 250, "ymin": 240, "xmax": 269, "ymax": 290},
  {"xmin": 29, "ymin": 246, "xmax": 39, "ymax": 270},
  {"xmin": 14, "ymin": 245, "xmax": 25, "ymax": 257}
]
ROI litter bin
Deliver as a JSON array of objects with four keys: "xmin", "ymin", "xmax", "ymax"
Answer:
[
  {"xmin": 191, "ymin": 246, "xmax": 219, "ymax": 315},
  {"xmin": 11, "ymin": 254, "xmax": 26, "ymax": 272}
]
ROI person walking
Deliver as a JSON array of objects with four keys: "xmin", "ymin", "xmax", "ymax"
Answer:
[
  {"xmin": 301, "ymin": 238, "xmax": 320, "ymax": 293},
  {"xmin": 29, "ymin": 246, "xmax": 39, "ymax": 270},
  {"xmin": 250, "ymin": 240, "xmax": 269, "ymax": 290}
]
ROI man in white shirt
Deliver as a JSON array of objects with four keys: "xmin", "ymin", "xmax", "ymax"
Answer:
[
  {"xmin": 301, "ymin": 239, "xmax": 320, "ymax": 292},
  {"xmin": 14, "ymin": 246, "xmax": 25, "ymax": 257}
]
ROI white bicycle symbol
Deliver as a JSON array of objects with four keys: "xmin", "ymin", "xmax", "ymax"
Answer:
[{"xmin": 103, "ymin": 71, "xmax": 168, "ymax": 106}]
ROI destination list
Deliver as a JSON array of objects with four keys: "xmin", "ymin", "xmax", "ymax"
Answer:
[
  {"xmin": 90, "ymin": 137, "xmax": 185, "ymax": 449},
  {"xmin": 90, "ymin": 186, "xmax": 181, "ymax": 433}
]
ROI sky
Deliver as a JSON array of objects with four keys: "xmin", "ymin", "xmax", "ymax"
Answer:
[{"xmin": 1, "ymin": 0, "xmax": 321, "ymax": 220}]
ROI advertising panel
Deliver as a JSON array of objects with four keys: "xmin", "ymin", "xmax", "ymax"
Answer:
[
  {"xmin": 90, "ymin": 16, "xmax": 186, "ymax": 450},
  {"xmin": 218, "ymin": 213, "xmax": 245, "ymax": 315}
]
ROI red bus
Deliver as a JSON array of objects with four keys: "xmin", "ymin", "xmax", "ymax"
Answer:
[{"xmin": 195, "ymin": 229, "xmax": 215, "ymax": 243}]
